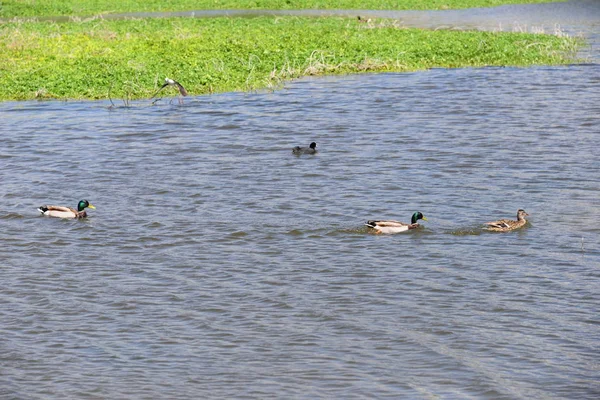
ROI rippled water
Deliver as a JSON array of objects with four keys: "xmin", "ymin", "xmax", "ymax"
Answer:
[{"xmin": 1, "ymin": 2, "xmax": 600, "ymax": 399}]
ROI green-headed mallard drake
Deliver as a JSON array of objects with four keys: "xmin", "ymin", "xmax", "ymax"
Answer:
[
  {"xmin": 38, "ymin": 200, "xmax": 96, "ymax": 219},
  {"xmin": 485, "ymin": 209, "xmax": 529, "ymax": 232},
  {"xmin": 292, "ymin": 142, "xmax": 317, "ymax": 155},
  {"xmin": 365, "ymin": 212, "xmax": 427, "ymax": 234}
]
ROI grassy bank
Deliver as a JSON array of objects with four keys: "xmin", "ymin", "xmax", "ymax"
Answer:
[
  {"xmin": 0, "ymin": 0, "xmax": 564, "ymax": 18},
  {"xmin": 0, "ymin": 17, "xmax": 579, "ymax": 101}
]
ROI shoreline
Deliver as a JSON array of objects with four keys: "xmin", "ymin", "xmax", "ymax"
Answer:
[
  {"xmin": 0, "ymin": 2, "xmax": 583, "ymax": 102},
  {"xmin": 0, "ymin": 0, "xmax": 565, "ymax": 19}
]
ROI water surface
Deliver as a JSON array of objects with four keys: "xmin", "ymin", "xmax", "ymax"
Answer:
[{"xmin": 1, "ymin": 1, "xmax": 599, "ymax": 399}]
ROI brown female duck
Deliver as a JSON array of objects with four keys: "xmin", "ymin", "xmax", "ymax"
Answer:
[{"xmin": 485, "ymin": 209, "xmax": 529, "ymax": 232}]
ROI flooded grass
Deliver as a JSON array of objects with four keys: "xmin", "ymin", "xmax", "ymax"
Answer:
[
  {"xmin": 0, "ymin": 16, "xmax": 579, "ymax": 101},
  {"xmin": 0, "ymin": 0, "xmax": 565, "ymax": 18}
]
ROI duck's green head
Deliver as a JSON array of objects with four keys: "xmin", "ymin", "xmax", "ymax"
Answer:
[
  {"xmin": 78, "ymin": 199, "xmax": 96, "ymax": 212},
  {"xmin": 411, "ymin": 212, "xmax": 427, "ymax": 224}
]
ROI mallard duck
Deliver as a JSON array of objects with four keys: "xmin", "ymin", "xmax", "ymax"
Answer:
[
  {"xmin": 38, "ymin": 200, "xmax": 96, "ymax": 219},
  {"xmin": 365, "ymin": 212, "xmax": 427, "ymax": 234},
  {"xmin": 292, "ymin": 142, "xmax": 317, "ymax": 155},
  {"xmin": 151, "ymin": 77, "xmax": 188, "ymax": 98},
  {"xmin": 485, "ymin": 209, "xmax": 529, "ymax": 232}
]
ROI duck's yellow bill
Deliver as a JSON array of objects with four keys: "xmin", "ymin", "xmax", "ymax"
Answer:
[
  {"xmin": 88, "ymin": 204, "xmax": 96, "ymax": 209},
  {"xmin": 422, "ymin": 216, "xmax": 428, "ymax": 221}
]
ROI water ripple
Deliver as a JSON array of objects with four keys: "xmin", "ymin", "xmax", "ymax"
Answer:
[{"xmin": 1, "ymin": 3, "xmax": 600, "ymax": 399}]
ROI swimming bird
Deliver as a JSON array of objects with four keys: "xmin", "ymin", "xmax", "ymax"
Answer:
[
  {"xmin": 485, "ymin": 209, "xmax": 529, "ymax": 232},
  {"xmin": 292, "ymin": 142, "xmax": 317, "ymax": 155},
  {"xmin": 38, "ymin": 200, "xmax": 96, "ymax": 219},
  {"xmin": 151, "ymin": 77, "xmax": 188, "ymax": 99},
  {"xmin": 365, "ymin": 212, "xmax": 427, "ymax": 234}
]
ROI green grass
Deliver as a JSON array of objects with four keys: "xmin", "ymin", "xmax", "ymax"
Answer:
[
  {"xmin": 0, "ymin": 0, "xmax": 564, "ymax": 18},
  {"xmin": 0, "ymin": 17, "xmax": 579, "ymax": 101}
]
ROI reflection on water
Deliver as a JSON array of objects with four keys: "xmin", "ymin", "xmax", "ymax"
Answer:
[{"xmin": 1, "ymin": 2, "xmax": 600, "ymax": 399}]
